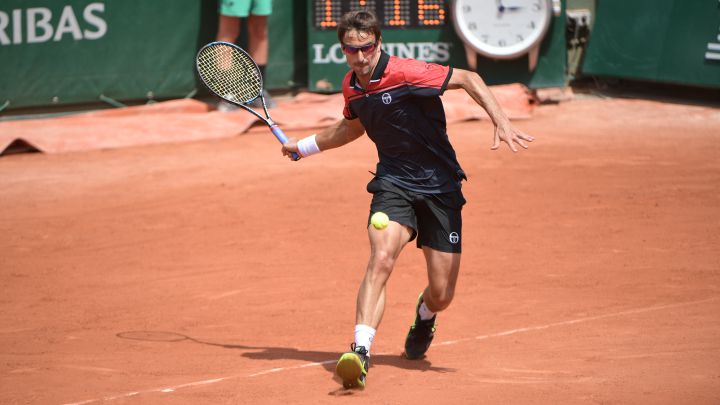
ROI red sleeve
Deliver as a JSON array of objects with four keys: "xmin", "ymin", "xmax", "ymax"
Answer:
[{"xmin": 401, "ymin": 58, "xmax": 453, "ymax": 97}]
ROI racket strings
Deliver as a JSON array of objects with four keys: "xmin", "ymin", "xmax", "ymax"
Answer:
[{"xmin": 197, "ymin": 45, "xmax": 262, "ymax": 104}]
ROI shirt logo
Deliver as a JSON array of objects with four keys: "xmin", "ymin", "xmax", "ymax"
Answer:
[
  {"xmin": 449, "ymin": 232, "xmax": 460, "ymax": 244},
  {"xmin": 381, "ymin": 93, "xmax": 392, "ymax": 104}
]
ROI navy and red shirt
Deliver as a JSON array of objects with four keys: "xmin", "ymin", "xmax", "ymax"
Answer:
[{"xmin": 342, "ymin": 51, "xmax": 466, "ymax": 194}]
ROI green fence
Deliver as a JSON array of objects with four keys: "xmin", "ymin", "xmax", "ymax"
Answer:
[
  {"xmin": 0, "ymin": 0, "xmax": 300, "ymax": 110},
  {"xmin": 1, "ymin": 1, "xmax": 206, "ymax": 109},
  {"xmin": 582, "ymin": 0, "xmax": 720, "ymax": 88},
  {"xmin": 11, "ymin": 0, "xmax": 719, "ymax": 111}
]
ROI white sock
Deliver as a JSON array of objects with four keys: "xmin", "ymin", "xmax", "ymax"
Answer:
[
  {"xmin": 354, "ymin": 324, "xmax": 376, "ymax": 354},
  {"xmin": 419, "ymin": 301, "xmax": 436, "ymax": 321}
]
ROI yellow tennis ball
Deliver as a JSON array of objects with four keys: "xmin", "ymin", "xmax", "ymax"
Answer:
[{"xmin": 371, "ymin": 212, "xmax": 389, "ymax": 230}]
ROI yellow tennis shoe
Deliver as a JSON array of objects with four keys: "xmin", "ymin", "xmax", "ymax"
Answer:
[{"xmin": 335, "ymin": 343, "xmax": 369, "ymax": 389}]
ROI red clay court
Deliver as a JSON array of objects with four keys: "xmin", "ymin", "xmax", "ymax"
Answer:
[{"xmin": 1, "ymin": 94, "xmax": 719, "ymax": 404}]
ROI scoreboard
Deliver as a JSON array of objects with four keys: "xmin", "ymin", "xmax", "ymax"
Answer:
[
  {"xmin": 306, "ymin": 0, "xmax": 567, "ymax": 92},
  {"xmin": 313, "ymin": 0, "xmax": 446, "ymax": 29},
  {"xmin": 307, "ymin": 0, "xmax": 466, "ymax": 92}
]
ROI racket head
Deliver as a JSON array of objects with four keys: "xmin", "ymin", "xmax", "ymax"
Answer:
[{"xmin": 196, "ymin": 41, "xmax": 263, "ymax": 105}]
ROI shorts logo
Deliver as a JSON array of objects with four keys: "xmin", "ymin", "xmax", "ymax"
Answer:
[
  {"xmin": 381, "ymin": 93, "xmax": 392, "ymax": 104},
  {"xmin": 449, "ymin": 232, "xmax": 460, "ymax": 244}
]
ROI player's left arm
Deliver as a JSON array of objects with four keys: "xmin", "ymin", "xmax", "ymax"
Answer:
[{"xmin": 447, "ymin": 68, "xmax": 534, "ymax": 152}]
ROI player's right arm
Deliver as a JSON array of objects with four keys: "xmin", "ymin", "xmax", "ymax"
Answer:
[{"xmin": 282, "ymin": 118, "xmax": 365, "ymax": 160}]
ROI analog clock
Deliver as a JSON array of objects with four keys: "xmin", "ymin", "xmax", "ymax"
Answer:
[{"xmin": 452, "ymin": 0, "xmax": 554, "ymax": 68}]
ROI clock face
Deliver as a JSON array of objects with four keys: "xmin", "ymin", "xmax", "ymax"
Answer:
[{"xmin": 452, "ymin": 0, "xmax": 552, "ymax": 59}]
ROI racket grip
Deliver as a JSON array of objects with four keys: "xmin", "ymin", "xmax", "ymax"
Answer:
[{"xmin": 270, "ymin": 124, "xmax": 299, "ymax": 161}]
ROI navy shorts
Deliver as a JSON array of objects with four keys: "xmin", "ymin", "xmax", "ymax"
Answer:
[{"xmin": 366, "ymin": 178, "xmax": 466, "ymax": 253}]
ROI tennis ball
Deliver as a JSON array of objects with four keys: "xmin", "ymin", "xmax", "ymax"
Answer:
[{"xmin": 371, "ymin": 212, "xmax": 389, "ymax": 230}]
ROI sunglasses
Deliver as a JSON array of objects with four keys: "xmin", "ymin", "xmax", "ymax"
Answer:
[{"xmin": 341, "ymin": 42, "xmax": 378, "ymax": 55}]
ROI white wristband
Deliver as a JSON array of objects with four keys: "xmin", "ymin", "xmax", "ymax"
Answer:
[{"xmin": 297, "ymin": 134, "xmax": 321, "ymax": 158}]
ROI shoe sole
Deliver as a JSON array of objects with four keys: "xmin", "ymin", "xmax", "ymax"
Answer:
[
  {"xmin": 336, "ymin": 353, "xmax": 366, "ymax": 389},
  {"xmin": 402, "ymin": 350, "xmax": 426, "ymax": 360}
]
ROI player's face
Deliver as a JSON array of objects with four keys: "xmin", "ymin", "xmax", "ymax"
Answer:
[{"xmin": 342, "ymin": 29, "xmax": 381, "ymax": 79}]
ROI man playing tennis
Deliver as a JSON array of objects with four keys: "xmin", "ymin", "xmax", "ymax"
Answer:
[{"xmin": 281, "ymin": 10, "xmax": 533, "ymax": 389}]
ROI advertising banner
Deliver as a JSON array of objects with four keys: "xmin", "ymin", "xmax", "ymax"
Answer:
[
  {"xmin": 306, "ymin": 0, "xmax": 567, "ymax": 92},
  {"xmin": 582, "ymin": 0, "xmax": 720, "ymax": 87},
  {"xmin": 0, "ymin": 0, "xmax": 215, "ymax": 109}
]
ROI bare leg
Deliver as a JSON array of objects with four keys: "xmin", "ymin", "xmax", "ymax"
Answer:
[
  {"xmin": 356, "ymin": 221, "xmax": 413, "ymax": 329},
  {"xmin": 247, "ymin": 15, "xmax": 269, "ymax": 65},
  {"xmin": 216, "ymin": 15, "xmax": 241, "ymax": 43},
  {"xmin": 421, "ymin": 247, "xmax": 461, "ymax": 312},
  {"xmin": 402, "ymin": 247, "xmax": 459, "ymax": 360}
]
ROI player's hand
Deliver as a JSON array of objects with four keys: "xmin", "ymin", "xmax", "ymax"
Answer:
[
  {"xmin": 491, "ymin": 122, "xmax": 534, "ymax": 152},
  {"xmin": 281, "ymin": 138, "xmax": 301, "ymax": 160}
]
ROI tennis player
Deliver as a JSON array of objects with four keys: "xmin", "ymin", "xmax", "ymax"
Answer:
[{"xmin": 282, "ymin": 10, "xmax": 533, "ymax": 389}]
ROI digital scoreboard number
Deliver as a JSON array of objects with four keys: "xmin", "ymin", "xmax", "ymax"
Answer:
[{"xmin": 314, "ymin": 0, "xmax": 446, "ymax": 30}]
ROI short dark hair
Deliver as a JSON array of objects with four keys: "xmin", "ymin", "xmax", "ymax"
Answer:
[{"xmin": 337, "ymin": 10, "xmax": 382, "ymax": 44}]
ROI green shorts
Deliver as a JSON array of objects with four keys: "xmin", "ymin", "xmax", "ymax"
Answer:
[
  {"xmin": 367, "ymin": 178, "xmax": 466, "ymax": 253},
  {"xmin": 219, "ymin": 0, "xmax": 272, "ymax": 17}
]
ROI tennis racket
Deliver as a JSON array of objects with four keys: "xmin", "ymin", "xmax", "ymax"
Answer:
[{"xmin": 196, "ymin": 41, "xmax": 299, "ymax": 160}]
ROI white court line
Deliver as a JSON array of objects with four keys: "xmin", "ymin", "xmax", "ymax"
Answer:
[
  {"xmin": 62, "ymin": 296, "xmax": 718, "ymax": 405},
  {"xmin": 248, "ymin": 360, "xmax": 336, "ymax": 377},
  {"xmin": 435, "ymin": 297, "xmax": 719, "ymax": 346}
]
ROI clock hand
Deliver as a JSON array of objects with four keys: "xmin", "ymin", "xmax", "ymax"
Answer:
[
  {"xmin": 500, "ymin": 1, "xmax": 523, "ymax": 11},
  {"xmin": 496, "ymin": 0, "xmax": 506, "ymax": 18}
]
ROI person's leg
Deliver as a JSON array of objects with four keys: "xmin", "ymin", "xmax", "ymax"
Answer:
[
  {"xmin": 336, "ymin": 221, "xmax": 412, "ymax": 389},
  {"xmin": 421, "ymin": 248, "xmax": 461, "ymax": 313},
  {"xmin": 217, "ymin": 0, "xmax": 251, "ymax": 41},
  {"xmin": 246, "ymin": 0, "xmax": 275, "ymax": 107},
  {"xmin": 246, "ymin": 15, "xmax": 268, "ymax": 65},
  {"xmin": 337, "ymin": 180, "xmax": 416, "ymax": 389},
  {"xmin": 216, "ymin": 15, "xmax": 241, "ymax": 42},
  {"xmin": 246, "ymin": 15, "xmax": 275, "ymax": 108},
  {"xmin": 356, "ymin": 221, "xmax": 413, "ymax": 329},
  {"xmin": 404, "ymin": 190, "xmax": 464, "ymax": 359},
  {"xmin": 403, "ymin": 248, "xmax": 460, "ymax": 360},
  {"xmin": 214, "ymin": 11, "xmax": 244, "ymax": 112}
]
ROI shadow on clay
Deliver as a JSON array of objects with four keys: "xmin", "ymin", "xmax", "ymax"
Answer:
[{"xmin": 116, "ymin": 330, "xmax": 457, "ymax": 377}]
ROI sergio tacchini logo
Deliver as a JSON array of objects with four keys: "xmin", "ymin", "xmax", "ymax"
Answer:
[{"xmin": 381, "ymin": 93, "xmax": 392, "ymax": 104}]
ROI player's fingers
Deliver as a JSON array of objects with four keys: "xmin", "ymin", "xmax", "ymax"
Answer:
[
  {"xmin": 281, "ymin": 147, "xmax": 294, "ymax": 159},
  {"xmin": 502, "ymin": 135, "xmax": 518, "ymax": 152},
  {"xmin": 513, "ymin": 137, "xmax": 529, "ymax": 149},
  {"xmin": 518, "ymin": 132, "xmax": 535, "ymax": 142},
  {"xmin": 491, "ymin": 133, "xmax": 501, "ymax": 150}
]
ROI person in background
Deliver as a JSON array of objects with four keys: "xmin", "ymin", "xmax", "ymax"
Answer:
[{"xmin": 216, "ymin": 0, "xmax": 276, "ymax": 111}]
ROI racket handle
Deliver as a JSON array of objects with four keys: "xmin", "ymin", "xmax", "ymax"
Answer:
[{"xmin": 270, "ymin": 124, "xmax": 299, "ymax": 161}]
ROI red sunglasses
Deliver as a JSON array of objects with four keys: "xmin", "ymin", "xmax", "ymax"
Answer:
[{"xmin": 341, "ymin": 42, "xmax": 378, "ymax": 55}]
